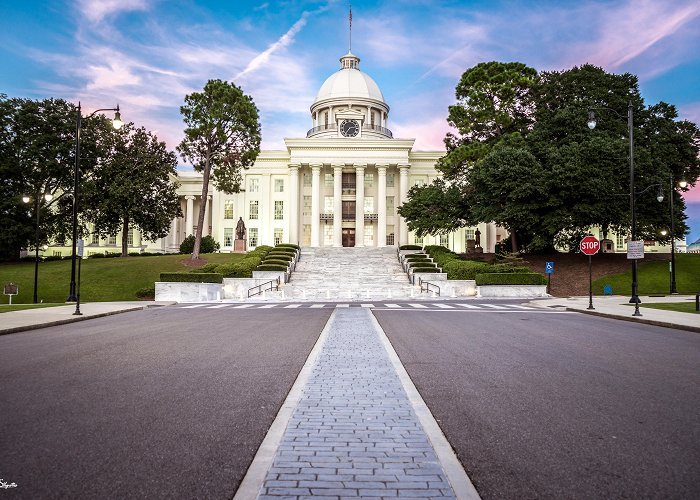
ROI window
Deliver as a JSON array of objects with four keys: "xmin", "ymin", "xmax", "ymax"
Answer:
[
  {"xmin": 248, "ymin": 177, "xmax": 259, "ymax": 193},
  {"xmin": 386, "ymin": 232, "xmax": 395, "ymax": 246},
  {"xmin": 274, "ymin": 179, "xmax": 284, "ymax": 193},
  {"xmin": 249, "ymin": 200, "xmax": 259, "ymax": 220},
  {"xmin": 224, "ymin": 228, "xmax": 233, "ymax": 247},
  {"xmin": 324, "ymin": 225, "xmax": 333, "ymax": 245},
  {"xmin": 224, "ymin": 200, "xmax": 234, "ymax": 219},
  {"xmin": 324, "ymin": 112, "xmax": 328, "ymax": 126},
  {"xmin": 91, "ymin": 232, "xmax": 100, "ymax": 245},
  {"xmin": 249, "ymin": 228, "xmax": 258, "ymax": 248},
  {"xmin": 302, "ymin": 224, "xmax": 311, "ymax": 246},
  {"xmin": 364, "ymin": 225, "xmax": 374, "ymax": 245},
  {"xmin": 324, "ymin": 196, "xmax": 334, "ymax": 213},
  {"xmin": 303, "ymin": 196, "xmax": 312, "ymax": 216},
  {"xmin": 274, "ymin": 200, "xmax": 284, "ymax": 220},
  {"xmin": 386, "ymin": 196, "xmax": 394, "ymax": 216},
  {"xmin": 440, "ymin": 234, "xmax": 448, "ymax": 247},
  {"xmin": 303, "ymin": 172, "xmax": 312, "ymax": 187},
  {"xmin": 325, "ymin": 173, "xmax": 334, "ymax": 187},
  {"xmin": 412, "ymin": 178, "xmax": 426, "ymax": 187},
  {"xmin": 465, "ymin": 228, "xmax": 475, "ymax": 242},
  {"xmin": 414, "ymin": 234, "xmax": 423, "ymax": 246},
  {"xmin": 371, "ymin": 111, "xmax": 375, "ymax": 127},
  {"xmin": 127, "ymin": 228, "xmax": 134, "ymax": 246},
  {"xmin": 274, "ymin": 228, "xmax": 283, "ymax": 246},
  {"xmin": 108, "ymin": 235, "xmax": 117, "ymax": 246},
  {"xmin": 364, "ymin": 173, "xmax": 374, "ymax": 188},
  {"xmin": 386, "ymin": 173, "xmax": 395, "ymax": 187},
  {"xmin": 616, "ymin": 233, "xmax": 626, "ymax": 249},
  {"xmin": 364, "ymin": 197, "xmax": 374, "ymax": 214}
]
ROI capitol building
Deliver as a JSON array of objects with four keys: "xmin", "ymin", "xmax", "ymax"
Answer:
[{"xmin": 153, "ymin": 49, "xmax": 505, "ymax": 255}]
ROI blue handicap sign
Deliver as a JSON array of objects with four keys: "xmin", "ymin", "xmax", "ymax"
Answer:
[
  {"xmin": 545, "ymin": 261, "xmax": 554, "ymax": 274},
  {"xmin": 603, "ymin": 284, "xmax": 613, "ymax": 295}
]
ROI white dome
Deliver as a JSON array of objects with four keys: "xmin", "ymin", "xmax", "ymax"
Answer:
[{"xmin": 314, "ymin": 52, "xmax": 385, "ymax": 104}]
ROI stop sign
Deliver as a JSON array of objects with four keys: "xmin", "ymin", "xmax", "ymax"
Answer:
[{"xmin": 580, "ymin": 235, "xmax": 600, "ymax": 255}]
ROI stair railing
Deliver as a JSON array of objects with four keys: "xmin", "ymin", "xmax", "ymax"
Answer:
[
  {"xmin": 248, "ymin": 277, "xmax": 281, "ymax": 298},
  {"xmin": 418, "ymin": 277, "xmax": 441, "ymax": 296}
]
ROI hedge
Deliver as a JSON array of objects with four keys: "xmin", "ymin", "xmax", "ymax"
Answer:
[
  {"xmin": 260, "ymin": 259, "xmax": 291, "ymax": 267},
  {"xmin": 265, "ymin": 253, "xmax": 293, "ymax": 261},
  {"xmin": 267, "ymin": 250, "xmax": 295, "ymax": 258},
  {"xmin": 256, "ymin": 264, "xmax": 288, "ymax": 271},
  {"xmin": 475, "ymin": 273, "xmax": 547, "ymax": 285},
  {"xmin": 441, "ymin": 260, "xmax": 492, "ymax": 280},
  {"xmin": 276, "ymin": 243, "xmax": 300, "ymax": 249},
  {"xmin": 399, "ymin": 244, "xmax": 423, "ymax": 250},
  {"xmin": 409, "ymin": 261, "xmax": 437, "ymax": 268},
  {"xmin": 412, "ymin": 267, "xmax": 443, "ymax": 273},
  {"xmin": 159, "ymin": 272, "xmax": 223, "ymax": 283},
  {"xmin": 405, "ymin": 255, "xmax": 431, "ymax": 262}
]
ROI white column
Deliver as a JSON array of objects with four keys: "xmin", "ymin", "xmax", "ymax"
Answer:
[
  {"xmin": 399, "ymin": 165, "xmax": 410, "ymax": 245},
  {"xmin": 202, "ymin": 196, "xmax": 212, "ymax": 236},
  {"xmin": 487, "ymin": 223, "xmax": 497, "ymax": 253},
  {"xmin": 333, "ymin": 164, "xmax": 343, "ymax": 247},
  {"xmin": 185, "ymin": 195, "xmax": 195, "ymax": 236},
  {"xmin": 377, "ymin": 165, "xmax": 387, "ymax": 247},
  {"xmin": 355, "ymin": 164, "xmax": 365, "ymax": 247},
  {"xmin": 311, "ymin": 164, "xmax": 321, "ymax": 247},
  {"xmin": 289, "ymin": 164, "xmax": 300, "ymax": 245},
  {"xmin": 169, "ymin": 216, "xmax": 178, "ymax": 250}
]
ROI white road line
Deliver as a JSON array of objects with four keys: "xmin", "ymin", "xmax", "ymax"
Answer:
[
  {"xmin": 480, "ymin": 304, "xmax": 507, "ymax": 309},
  {"xmin": 457, "ymin": 304, "xmax": 482, "ymax": 309},
  {"xmin": 508, "ymin": 304, "xmax": 534, "ymax": 310},
  {"xmin": 181, "ymin": 304, "xmax": 208, "ymax": 308},
  {"xmin": 336, "ymin": 304, "xmax": 350, "ymax": 308},
  {"xmin": 385, "ymin": 304, "xmax": 401, "ymax": 308},
  {"xmin": 284, "ymin": 304, "xmax": 302, "ymax": 308},
  {"xmin": 361, "ymin": 303, "xmax": 375, "ymax": 308},
  {"xmin": 310, "ymin": 304, "xmax": 325, "ymax": 308},
  {"xmin": 207, "ymin": 304, "xmax": 230, "ymax": 309},
  {"xmin": 258, "ymin": 304, "xmax": 278, "ymax": 308},
  {"xmin": 232, "ymin": 304, "xmax": 255, "ymax": 309},
  {"xmin": 409, "ymin": 304, "xmax": 429, "ymax": 309},
  {"xmin": 433, "ymin": 304, "xmax": 454, "ymax": 309}
]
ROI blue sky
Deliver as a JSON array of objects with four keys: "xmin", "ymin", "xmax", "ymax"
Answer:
[{"xmin": 1, "ymin": 0, "xmax": 699, "ymax": 243}]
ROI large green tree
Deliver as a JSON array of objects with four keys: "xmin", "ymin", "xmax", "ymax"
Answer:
[
  {"xmin": 178, "ymin": 79, "xmax": 261, "ymax": 259},
  {"xmin": 81, "ymin": 123, "xmax": 182, "ymax": 257}
]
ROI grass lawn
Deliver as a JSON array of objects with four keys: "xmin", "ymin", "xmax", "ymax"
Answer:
[
  {"xmin": 0, "ymin": 303, "xmax": 66, "ymax": 313},
  {"xmin": 637, "ymin": 302, "xmax": 700, "ymax": 314},
  {"xmin": 0, "ymin": 253, "xmax": 243, "ymax": 304},
  {"xmin": 593, "ymin": 253, "xmax": 700, "ymax": 296}
]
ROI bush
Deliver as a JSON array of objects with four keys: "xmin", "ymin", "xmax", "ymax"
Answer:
[
  {"xmin": 400, "ymin": 244, "xmax": 423, "ymax": 250},
  {"xmin": 408, "ymin": 260, "xmax": 437, "ymax": 268},
  {"xmin": 159, "ymin": 272, "xmax": 223, "ymax": 283},
  {"xmin": 88, "ymin": 253, "xmax": 106, "ymax": 258},
  {"xmin": 412, "ymin": 267, "xmax": 442, "ymax": 273},
  {"xmin": 268, "ymin": 248, "xmax": 296, "ymax": 255},
  {"xmin": 261, "ymin": 259, "xmax": 290, "ymax": 267},
  {"xmin": 179, "ymin": 234, "xmax": 220, "ymax": 254},
  {"xmin": 276, "ymin": 243, "xmax": 300, "ymax": 249},
  {"xmin": 265, "ymin": 253, "xmax": 293, "ymax": 262},
  {"xmin": 191, "ymin": 263, "xmax": 220, "ymax": 273},
  {"xmin": 442, "ymin": 260, "xmax": 492, "ymax": 280},
  {"xmin": 135, "ymin": 286, "xmax": 155, "ymax": 298},
  {"xmin": 43, "ymin": 255, "xmax": 63, "ymax": 261},
  {"xmin": 475, "ymin": 273, "xmax": 547, "ymax": 285},
  {"xmin": 405, "ymin": 255, "xmax": 430, "ymax": 262},
  {"xmin": 256, "ymin": 264, "xmax": 288, "ymax": 271}
]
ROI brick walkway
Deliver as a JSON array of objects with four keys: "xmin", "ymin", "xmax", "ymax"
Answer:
[{"xmin": 257, "ymin": 308, "xmax": 457, "ymax": 499}]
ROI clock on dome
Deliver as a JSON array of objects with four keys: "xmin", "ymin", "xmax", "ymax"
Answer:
[{"xmin": 340, "ymin": 119, "xmax": 359, "ymax": 137}]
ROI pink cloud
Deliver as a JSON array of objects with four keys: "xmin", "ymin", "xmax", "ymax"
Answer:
[
  {"xmin": 683, "ymin": 185, "xmax": 700, "ymax": 203},
  {"xmin": 391, "ymin": 117, "xmax": 450, "ymax": 151}
]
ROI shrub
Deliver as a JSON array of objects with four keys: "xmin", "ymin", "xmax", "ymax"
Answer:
[
  {"xmin": 159, "ymin": 272, "xmax": 223, "ymax": 283},
  {"xmin": 400, "ymin": 244, "xmax": 423, "ymax": 250},
  {"xmin": 88, "ymin": 253, "xmax": 106, "ymax": 258},
  {"xmin": 43, "ymin": 255, "xmax": 63, "ymax": 261},
  {"xmin": 276, "ymin": 243, "xmax": 300, "ymax": 249},
  {"xmin": 475, "ymin": 273, "xmax": 547, "ymax": 285},
  {"xmin": 267, "ymin": 250, "xmax": 295, "ymax": 258},
  {"xmin": 104, "ymin": 252, "xmax": 121, "ymax": 258},
  {"xmin": 442, "ymin": 260, "xmax": 492, "ymax": 280},
  {"xmin": 412, "ymin": 267, "xmax": 442, "ymax": 273},
  {"xmin": 405, "ymin": 255, "xmax": 430, "ymax": 262},
  {"xmin": 252, "ymin": 245, "xmax": 273, "ymax": 254},
  {"xmin": 265, "ymin": 252, "xmax": 293, "ymax": 261},
  {"xmin": 19, "ymin": 255, "xmax": 38, "ymax": 262},
  {"xmin": 179, "ymin": 234, "xmax": 220, "ymax": 254},
  {"xmin": 192, "ymin": 263, "xmax": 220, "ymax": 273},
  {"xmin": 261, "ymin": 259, "xmax": 290, "ymax": 267},
  {"xmin": 409, "ymin": 260, "xmax": 436, "ymax": 268},
  {"xmin": 135, "ymin": 286, "xmax": 155, "ymax": 298},
  {"xmin": 256, "ymin": 264, "xmax": 288, "ymax": 271}
]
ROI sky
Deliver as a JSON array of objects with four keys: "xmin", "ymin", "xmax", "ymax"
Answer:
[{"xmin": 1, "ymin": 0, "xmax": 699, "ymax": 243}]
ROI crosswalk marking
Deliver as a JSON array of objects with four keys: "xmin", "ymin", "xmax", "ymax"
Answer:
[
  {"xmin": 409, "ymin": 304, "xmax": 429, "ymax": 309},
  {"xmin": 232, "ymin": 304, "xmax": 255, "ymax": 309},
  {"xmin": 457, "ymin": 304, "xmax": 482, "ymax": 309},
  {"xmin": 208, "ymin": 304, "xmax": 230, "ymax": 308},
  {"xmin": 178, "ymin": 302, "xmax": 554, "ymax": 312},
  {"xmin": 481, "ymin": 304, "xmax": 507, "ymax": 309},
  {"xmin": 361, "ymin": 303, "xmax": 374, "ymax": 308},
  {"xmin": 284, "ymin": 304, "xmax": 302, "ymax": 308},
  {"xmin": 508, "ymin": 304, "xmax": 534, "ymax": 310},
  {"xmin": 182, "ymin": 304, "xmax": 208, "ymax": 308},
  {"xmin": 258, "ymin": 304, "xmax": 278, "ymax": 308},
  {"xmin": 336, "ymin": 304, "xmax": 350, "ymax": 308},
  {"xmin": 310, "ymin": 304, "xmax": 325, "ymax": 308},
  {"xmin": 385, "ymin": 304, "xmax": 401, "ymax": 308},
  {"xmin": 432, "ymin": 304, "xmax": 454, "ymax": 309}
]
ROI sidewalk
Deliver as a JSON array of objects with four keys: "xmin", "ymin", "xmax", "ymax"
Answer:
[
  {"xmin": 0, "ymin": 301, "xmax": 173, "ymax": 335},
  {"xmin": 530, "ymin": 295, "xmax": 699, "ymax": 333}
]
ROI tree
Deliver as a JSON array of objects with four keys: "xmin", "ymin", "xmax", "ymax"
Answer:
[
  {"xmin": 81, "ymin": 123, "xmax": 182, "ymax": 256},
  {"xmin": 398, "ymin": 179, "xmax": 472, "ymax": 237},
  {"xmin": 177, "ymin": 80, "xmax": 261, "ymax": 259}
]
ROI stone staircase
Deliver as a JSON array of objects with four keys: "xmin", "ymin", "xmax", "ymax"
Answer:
[{"xmin": 278, "ymin": 246, "xmax": 419, "ymax": 301}]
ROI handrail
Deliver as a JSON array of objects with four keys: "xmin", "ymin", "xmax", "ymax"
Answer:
[
  {"xmin": 306, "ymin": 123, "xmax": 336, "ymax": 136},
  {"xmin": 248, "ymin": 277, "xmax": 280, "ymax": 298},
  {"xmin": 362, "ymin": 124, "xmax": 393, "ymax": 138},
  {"xmin": 418, "ymin": 277, "xmax": 441, "ymax": 296}
]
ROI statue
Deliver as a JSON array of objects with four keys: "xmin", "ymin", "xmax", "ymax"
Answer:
[
  {"xmin": 236, "ymin": 217, "xmax": 246, "ymax": 240},
  {"xmin": 475, "ymin": 228, "xmax": 481, "ymax": 247}
]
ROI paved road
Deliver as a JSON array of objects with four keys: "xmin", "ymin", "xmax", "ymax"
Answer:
[
  {"xmin": 375, "ymin": 305, "xmax": 700, "ymax": 499},
  {"xmin": 0, "ymin": 307, "xmax": 331, "ymax": 500}
]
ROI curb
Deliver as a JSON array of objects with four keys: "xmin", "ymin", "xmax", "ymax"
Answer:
[
  {"xmin": 0, "ymin": 306, "xmax": 149, "ymax": 336},
  {"xmin": 565, "ymin": 307, "xmax": 700, "ymax": 334}
]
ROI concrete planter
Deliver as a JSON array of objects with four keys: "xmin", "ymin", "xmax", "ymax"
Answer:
[
  {"xmin": 411, "ymin": 272, "xmax": 447, "ymax": 285},
  {"xmin": 253, "ymin": 270, "xmax": 287, "ymax": 282},
  {"xmin": 155, "ymin": 282, "xmax": 222, "ymax": 302},
  {"xmin": 223, "ymin": 277, "xmax": 282, "ymax": 299},
  {"xmin": 441, "ymin": 280, "xmax": 477, "ymax": 297},
  {"xmin": 476, "ymin": 285, "xmax": 549, "ymax": 298}
]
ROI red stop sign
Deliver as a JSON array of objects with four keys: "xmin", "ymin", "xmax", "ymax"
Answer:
[{"xmin": 580, "ymin": 235, "xmax": 600, "ymax": 255}]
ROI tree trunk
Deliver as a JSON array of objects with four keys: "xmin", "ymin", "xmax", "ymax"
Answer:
[
  {"xmin": 192, "ymin": 153, "xmax": 211, "ymax": 260},
  {"xmin": 511, "ymin": 231, "xmax": 518, "ymax": 253},
  {"xmin": 121, "ymin": 216, "xmax": 130, "ymax": 257}
]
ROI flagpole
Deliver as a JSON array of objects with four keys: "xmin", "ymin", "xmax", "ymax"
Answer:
[{"xmin": 349, "ymin": 6, "xmax": 352, "ymax": 51}]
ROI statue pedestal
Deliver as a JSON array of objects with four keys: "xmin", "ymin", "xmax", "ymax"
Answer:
[{"xmin": 233, "ymin": 239, "xmax": 247, "ymax": 253}]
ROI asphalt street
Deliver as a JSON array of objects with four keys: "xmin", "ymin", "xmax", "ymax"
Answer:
[
  {"xmin": 375, "ymin": 305, "xmax": 700, "ymax": 499},
  {"xmin": 0, "ymin": 307, "xmax": 331, "ymax": 500}
]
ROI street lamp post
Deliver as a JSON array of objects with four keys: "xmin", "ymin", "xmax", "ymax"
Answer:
[
  {"xmin": 668, "ymin": 176, "xmax": 688, "ymax": 295},
  {"xmin": 23, "ymin": 191, "xmax": 53, "ymax": 304},
  {"xmin": 588, "ymin": 100, "xmax": 642, "ymax": 310},
  {"xmin": 67, "ymin": 102, "xmax": 123, "ymax": 302}
]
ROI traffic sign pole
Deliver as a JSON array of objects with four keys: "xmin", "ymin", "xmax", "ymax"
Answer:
[
  {"xmin": 580, "ymin": 235, "xmax": 600, "ymax": 311},
  {"xmin": 587, "ymin": 255, "xmax": 594, "ymax": 310}
]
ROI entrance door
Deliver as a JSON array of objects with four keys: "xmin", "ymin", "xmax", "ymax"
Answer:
[{"xmin": 342, "ymin": 229, "xmax": 355, "ymax": 247}]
